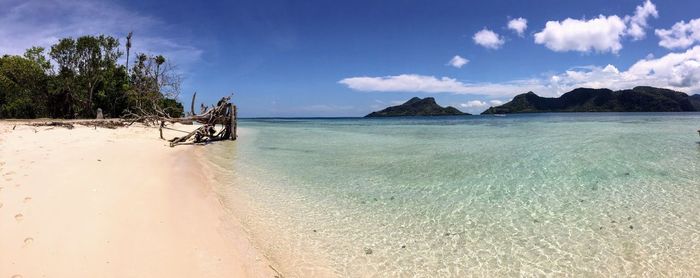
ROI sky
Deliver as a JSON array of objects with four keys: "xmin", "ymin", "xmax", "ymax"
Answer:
[{"xmin": 2, "ymin": 0, "xmax": 700, "ymax": 116}]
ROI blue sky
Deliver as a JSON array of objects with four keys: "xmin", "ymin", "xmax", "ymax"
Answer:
[{"xmin": 2, "ymin": 0, "xmax": 700, "ymax": 116}]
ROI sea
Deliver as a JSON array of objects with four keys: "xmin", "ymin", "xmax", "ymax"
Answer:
[{"xmin": 204, "ymin": 113, "xmax": 700, "ymax": 277}]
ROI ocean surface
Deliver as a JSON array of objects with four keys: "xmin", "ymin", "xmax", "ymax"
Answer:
[{"xmin": 204, "ymin": 113, "xmax": 700, "ymax": 277}]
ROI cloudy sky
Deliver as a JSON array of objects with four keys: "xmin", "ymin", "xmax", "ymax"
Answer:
[{"xmin": 1, "ymin": 0, "xmax": 700, "ymax": 116}]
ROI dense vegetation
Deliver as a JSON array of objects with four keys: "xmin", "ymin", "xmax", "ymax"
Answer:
[
  {"xmin": 366, "ymin": 97, "xmax": 467, "ymax": 117},
  {"xmin": 0, "ymin": 34, "xmax": 183, "ymax": 119},
  {"xmin": 690, "ymin": 94, "xmax": 700, "ymax": 109},
  {"xmin": 482, "ymin": 86, "xmax": 700, "ymax": 114}
]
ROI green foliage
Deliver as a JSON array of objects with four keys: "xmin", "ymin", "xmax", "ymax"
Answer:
[
  {"xmin": 0, "ymin": 55, "xmax": 48, "ymax": 118},
  {"xmin": 49, "ymin": 35, "xmax": 125, "ymax": 117},
  {"xmin": 24, "ymin": 47, "xmax": 52, "ymax": 73},
  {"xmin": 127, "ymin": 52, "xmax": 181, "ymax": 116},
  {"xmin": 0, "ymin": 34, "xmax": 184, "ymax": 119},
  {"xmin": 160, "ymin": 98, "xmax": 184, "ymax": 118}
]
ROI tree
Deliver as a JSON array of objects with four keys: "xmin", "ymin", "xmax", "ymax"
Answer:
[
  {"xmin": 50, "ymin": 37, "xmax": 81, "ymax": 117},
  {"xmin": 128, "ymin": 53, "xmax": 181, "ymax": 115},
  {"xmin": 49, "ymin": 35, "xmax": 123, "ymax": 117},
  {"xmin": 24, "ymin": 47, "xmax": 52, "ymax": 74},
  {"xmin": 76, "ymin": 35, "xmax": 122, "ymax": 117},
  {"xmin": 159, "ymin": 97, "xmax": 184, "ymax": 117},
  {"xmin": 154, "ymin": 55, "xmax": 165, "ymax": 86},
  {"xmin": 125, "ymin": 32, "xmax": 133, "ymax": 76},
  {"xmin": 0, "ymin": 55, "xmax": 49, "ymax": 118},
  {"xmin": 0, "ymin": 34, "xmax": 183, "ymax": 119},
  {"xmin": 94, "ymin": 59, "xmax": 129, "ymax": 118}
]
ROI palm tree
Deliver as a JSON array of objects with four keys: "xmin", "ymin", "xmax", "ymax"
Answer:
[
  {"xmin": 125, "ymin": 32, "xmax": 133, "ymax": 77},
  {"xmin": 155, "ymin": 55, "xmax": 165, "ymax": 71},
  {"xmin": 154, "ymin": 55, "xmax": 165, "ymax": 91}
]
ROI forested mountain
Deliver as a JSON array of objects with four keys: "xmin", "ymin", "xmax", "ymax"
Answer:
[
  {"xmin": 366, "ymin": 97, "xmax": 467, "ymax": 117},
  {"xmin": 482, "ymin": 86, "xmax": 699, "ymax": 114}
]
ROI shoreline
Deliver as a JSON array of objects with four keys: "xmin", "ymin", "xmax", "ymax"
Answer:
[
  {"xmin": 200, "ymin": 127, "xmax": 339, "ymax": 277},
  {"xmin": 0, "ymin": 121, "xmax": 274, "ymax": 277}
]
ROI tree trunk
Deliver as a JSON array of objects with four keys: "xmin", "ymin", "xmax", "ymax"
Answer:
[
  {"xmin": 126, "ymin": 50, "xmax": 130, "ymax": 77},
  {"xmin": 87, "ymin": 81, "xmax": 94, "ymax": 117}
]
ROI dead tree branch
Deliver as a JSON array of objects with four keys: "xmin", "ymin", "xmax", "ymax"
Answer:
[{"xmin": 164, "ymin": 96, "xmax": 237, "ymax": 147}]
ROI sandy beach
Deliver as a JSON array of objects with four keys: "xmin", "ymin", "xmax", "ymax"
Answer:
[{"xmin": 0, "ymin": 121, "xmax": 274, "ymax": 278}]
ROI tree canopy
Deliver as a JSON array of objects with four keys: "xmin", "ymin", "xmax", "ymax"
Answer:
[{"xmin": 0, "ymin": 34, "xmax": 184, "ymax": 119}]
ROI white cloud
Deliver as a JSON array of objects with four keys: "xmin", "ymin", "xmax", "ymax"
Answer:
[
  {"xmin": 625, "ymin": 45, "xmax": 700, "ymax": 87},
  {"xmin": 460, "ymin": 100, "xmax": 487, "ymax": 108},
  {"xmin": 447, "ymin": 55, "xmax": 469, "ymax": 68},
  {"xmin": 459, "ymin": 100, "xmax": 504, "ymax": 108},
  {"xmin": 0, "ymin": 0, "xmax": 202, "ymax": 69},
  {"xmin": 473, "ymin": 28, "xmax": 505, "ymax": 49},
  {"xmin": 339, "ymin": 74, "xmax": 542, "ymax": 97},
  {"xmin": 458, "ymin": 99, "xmax": 506, "ymax": 114},
  {"xmin": 549, "ymin": 46, "xmax": 700, "ymax": 91},
  {"xmin": 534, "ymin": 15, "xmax": 627, "ymax": 53},
  {"xmin": 625, "ymin": 0, "xmax": 658, "ymax": 40},
  {"xmin": 534, "ymin": 1, "xmax": 658, "ymax": 53},
  {"xmin": 340, "ymin": 75, "xmax": 471, "ymax": 94},
  {"xmin": 489, "ymin": 100, "xmax": 504, "ymax": 106},
  {"xmin": 340, "ymin": 46, "xmax": 700, "ymax": 97},
  {"xmin": 655, "ymin": 18, "xmax": 700, "ymax": 49},
  {"xmin": 507, "ymin": 18, "xmax": 528, "ymax": 36}
]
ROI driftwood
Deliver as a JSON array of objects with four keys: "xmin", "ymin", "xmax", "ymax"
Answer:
[
  {"xmin": 28, "ymin": 95, "xmax": 237, "ymax": 148},
  {"xmin": 30, "ymin": 120, "xmax": 127, "ymax": 129},
  {"xmin": 120, "ymin": 93, "xmax": 237, "ymax": 147},
  {"xmin": 164, "ymin": 96, "xmax": 237, "ymax": 147},
  {"xmin": 31, "ymin": 121, "xmax": 74, "ymax": 129}
]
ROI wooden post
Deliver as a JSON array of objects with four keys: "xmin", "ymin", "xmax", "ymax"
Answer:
[
  {"xmin": 190, "ymin": 92, "xmax": 197, "ymax": 116},
  {"xmin": 232, "ymin": 105, "xmax": 237, "ymax": 140}
]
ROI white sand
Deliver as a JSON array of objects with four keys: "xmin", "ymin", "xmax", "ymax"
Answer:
[{"xmin": 0, "ymin": 121, "xmax": 275, "ymax": 278}]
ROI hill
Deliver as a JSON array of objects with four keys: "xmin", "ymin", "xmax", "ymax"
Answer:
[
  {"xmin": 366, "ymin": 97, "xmax": 467, "ymax": 117},
  {"xmin": 482, "ymin": 86, "xmax": 699, "ymax": 114}
]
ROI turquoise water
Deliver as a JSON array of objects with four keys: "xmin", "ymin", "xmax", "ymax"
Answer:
[{"xmin": 205, "ymin": 113, "xmax": 700, "ymax": 277}]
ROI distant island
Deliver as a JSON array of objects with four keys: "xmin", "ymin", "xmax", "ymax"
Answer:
[
  {"xmin": 482, "ymin": 86, "xmax": 700, "ymax": 114},
  {"xmin": 366, "ymin": 97, "xmax": 468, "ymax": 117}
]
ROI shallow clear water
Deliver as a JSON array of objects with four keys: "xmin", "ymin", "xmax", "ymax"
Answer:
[{"xmin": 205, "ymin": 113, "xmax": 700, "ymax": 277}]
